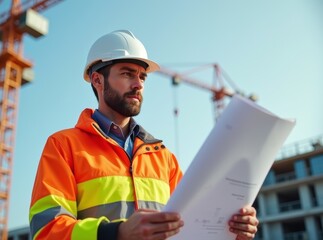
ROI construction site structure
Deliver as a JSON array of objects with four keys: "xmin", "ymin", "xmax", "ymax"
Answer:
[
  {"xmin": 156, "ymin": 64, "xmax": 257, "ymax": 159},
  {"xmin": 253, "ymin": 134, "xmax": 323, "ymax": 240},
  {"xmin": 0, "ymin": 1, "xmax": 63, "ymax": 239},
  {"xmin": 157, "ymin": 63, "xmax": 258, "ymax": 121}
]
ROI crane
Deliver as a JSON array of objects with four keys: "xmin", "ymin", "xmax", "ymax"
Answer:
[
  {"xmin": 156, "ymin": 64, "xmax": 257, "ymax": 160},
  {"xmin": 157, "ymin": 63, "xmax": 257, "ymax": 121},
  {"xmin": 0, "ymin": 0, "xmax": 63, "ymax": 239}
]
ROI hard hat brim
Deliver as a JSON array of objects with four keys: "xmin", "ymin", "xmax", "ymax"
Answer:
[{"xmin": 84, "ymin": 57, "xmax": 160, "ymax": 82}]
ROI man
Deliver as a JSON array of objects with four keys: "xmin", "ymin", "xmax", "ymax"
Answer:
[{"xmin": 29, "ymin": 30, "xmax": 258, "ymax": 240}]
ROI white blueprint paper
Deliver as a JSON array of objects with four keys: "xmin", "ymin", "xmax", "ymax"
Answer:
[{"xmin": 164, "ymin": 95, "xmax": 296, "ymax": 240}]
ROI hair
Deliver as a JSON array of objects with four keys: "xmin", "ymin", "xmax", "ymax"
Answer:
[{"xmin": 91, "ymin": 64, "xmax": 112, "ymax": 101}]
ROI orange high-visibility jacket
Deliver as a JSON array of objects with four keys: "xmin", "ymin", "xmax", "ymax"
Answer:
[{"xmin": 29, "ymin": 109, "xmax": 183, "ymax": 240}]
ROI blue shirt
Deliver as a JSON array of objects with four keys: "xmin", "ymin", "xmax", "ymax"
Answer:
[{"xmin": 92, "ymin": 109, "xmax": 139, "ymax": 158}]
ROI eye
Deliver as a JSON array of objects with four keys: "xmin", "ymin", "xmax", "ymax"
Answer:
[
  {"xmin": 140, "ymin": 75, "xmax": 147, "ymax": 82},
  {"xmin": 122, "ymin": 72, "xmax": 134, "ymax": 78}
]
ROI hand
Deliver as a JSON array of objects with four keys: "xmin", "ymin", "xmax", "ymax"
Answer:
[
  {"xmin": 117, "ymin": 209, "xmax": 184, "ymax": 240},
  {"xmin": 229, "ymin": 206, "xmax": 258, "ymax": 240}
]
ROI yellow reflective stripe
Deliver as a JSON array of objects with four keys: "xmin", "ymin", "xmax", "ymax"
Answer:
[
  {"xmin": 33, "ymin": 230, "xmax": 40, "ymax": 240},
  {"xmin": 71, "ymin": 217, "xmax": 107, "ymax": 240},
  {"xmin": 134, "ymin": 177, "xmax": 170, "ymax": 204},
  {"xmin": 77, "ymin": 176, "xmax": 134, "ymax": 210},
  {"xmin": 77, "ymin": 176, "xmax": 170, "ymax": 211},
  {"xmin": 29, "ymin": 195, "xmax": 76, "ymax": 222}
]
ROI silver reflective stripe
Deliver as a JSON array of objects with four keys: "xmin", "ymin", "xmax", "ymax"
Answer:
[
  {"xmin": 30, "ymin": 206, "xmax": 75, "ymax": 238},
  {"xmin": 78, "ymin": 201, "xmax": 135, "ymax": 220},
  {"xmin": 77, "ymin": 201, "xmax": 165, "ymax": 220},
  {"xmin": 138, "ymin": 201, "xmax": 165, "ymax": 211}
]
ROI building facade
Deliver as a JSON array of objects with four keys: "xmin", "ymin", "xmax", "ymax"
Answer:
[
  {"xmin": 254, "ymin": 134, "xmax": 323, "ymax": 240},
  {"xmin": 8, "ymin": 226, "xmax": 30, "ymax": 240}
]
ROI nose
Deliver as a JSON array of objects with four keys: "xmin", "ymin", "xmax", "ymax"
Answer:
[{"xmin": 131, "ymin": 76, "xmax": 144, "ymax": 90}]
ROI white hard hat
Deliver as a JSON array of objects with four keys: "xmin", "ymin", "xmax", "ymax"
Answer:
[{"xmin": 83, "ymin": 30, "xmax": 160, "ymax": 81}]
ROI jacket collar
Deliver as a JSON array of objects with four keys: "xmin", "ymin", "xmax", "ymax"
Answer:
[{"xmin": 75, "ymin": 108, "xmax": 162, "ymax": 144}]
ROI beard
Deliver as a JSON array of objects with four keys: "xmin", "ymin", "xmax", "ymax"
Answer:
[{"xmin": 103, "ymin": 78, "xmax": 143, "ymax": 117}]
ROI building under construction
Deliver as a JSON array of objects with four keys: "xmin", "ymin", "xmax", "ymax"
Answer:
[
  {"xmin": 254, "ymin": 134, "xmax": 323, "ymax": 240},
  {"xmin": 7, "ymin": 134, "xmax": 323, "ymax": 240}
]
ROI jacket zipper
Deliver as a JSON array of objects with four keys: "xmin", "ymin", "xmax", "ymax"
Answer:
[
  {"xmin": 102, "ymin": 134, "xmax": 148, "ymax": 211},
  {"xmin": 128, "ymin": 164, "xmax": 139, "ymax": 210},
  {"xmin": 92, "ymin": 123, "xmax": 154, "ymax": 211},
  {"xmin": 130, "ymin": 143, "xmax": 147, "ymax": 211}
]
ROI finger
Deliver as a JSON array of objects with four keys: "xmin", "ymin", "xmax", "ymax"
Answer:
[
  {"xmin": 240, "ymin": 206, "xmax": 256, "ymax": 216},
  {"xmin": 149, "ymin": 212, "xmax": 182, "ymax": 223},
  {"xmin": 153, "ymin": 228, "xmax": 181, "ymax": 240},
  {"xmin": 230, "ymin": 225, "xmax": 257, "ymax": 240},
  {"xmin": 153, "ymin": 221, "xmax": 184, "ymax": 239},
  {"xmin": 230, "ymin": 220, "xmax": 258, "ymax": 232},
  {"xmin": 235, "ymin": 231, "xmax": 257, "ymax": 240},
  {"xmin": 232, "ymin": 215, "xmax": 259, "ymax": 226},
  {"xmin": 136, "ymin": 208, "xmax": 159, "ymax": 213},
  {"xmin": 229, "ymin": 219, "xmax": 258, "ymax": 238},
  {"xmin": 155, "ymin": 220, "xmax": 184, "ymax": 232}
]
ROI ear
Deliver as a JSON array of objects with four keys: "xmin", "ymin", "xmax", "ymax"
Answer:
[{"xmin": 90, "ymin": 72, "xmax": 104, "ymax": 89}]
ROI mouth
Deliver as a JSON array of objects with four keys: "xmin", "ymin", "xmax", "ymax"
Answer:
[
  {"xmin": 126, "ymin": 95, "xmax": 141, "ymax": 102},
  {"xmin": 126, "ymin": 92, "xmax": 142, "ymax": 102}
]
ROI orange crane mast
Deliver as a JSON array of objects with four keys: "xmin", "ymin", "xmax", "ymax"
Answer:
[{"xmin": 0, "ymin": 1, "xmax": 63, "ymax": 239}]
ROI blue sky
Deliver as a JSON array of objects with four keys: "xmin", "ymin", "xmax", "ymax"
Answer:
[{"xmin": 3, "ymin": 0, "xmax": 322, "ymax": 230}]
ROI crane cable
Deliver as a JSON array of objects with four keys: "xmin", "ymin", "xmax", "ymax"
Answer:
[{"xmin": 172, "ymin": 80, "xmax": 180, "ymax": 160}]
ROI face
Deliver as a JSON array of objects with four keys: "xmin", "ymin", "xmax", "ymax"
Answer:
[{"xmin": 102, "ymin": 63, "xmax": 147, "ymax": 117}]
